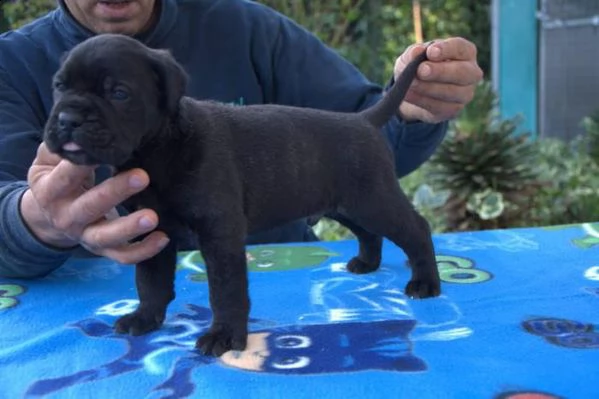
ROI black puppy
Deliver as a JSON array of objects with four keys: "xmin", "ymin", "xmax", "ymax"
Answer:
[{"xmin": 44, "ymin": 34, "xmax": 441, "ymax": 357}]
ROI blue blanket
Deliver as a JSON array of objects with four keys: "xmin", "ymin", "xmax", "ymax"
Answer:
[{"xmin": 1, "ymin": 223, "xmax": 598, "ymax": 398}]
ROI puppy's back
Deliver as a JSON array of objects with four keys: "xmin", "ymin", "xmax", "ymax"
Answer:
[{"xmin": 183, "ymin": 99, "xmax": 396, "ymax": 230}]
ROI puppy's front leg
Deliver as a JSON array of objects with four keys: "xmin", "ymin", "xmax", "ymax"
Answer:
[
  {"xmin": 115, "ymin": 232, "xmax": 177, "ymax": 336},
  {"xmin": 195, "ymin": 235, "xmax": 250, "ymax": 357}
]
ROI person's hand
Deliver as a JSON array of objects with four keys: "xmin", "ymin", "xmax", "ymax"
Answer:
[
  {"xmin": 393, "ymin": 37, "xmax": 483, "ymax": 124},
  {"xmin": 20, "ymin": 143, "xmax": 170, "ymax": 264}
]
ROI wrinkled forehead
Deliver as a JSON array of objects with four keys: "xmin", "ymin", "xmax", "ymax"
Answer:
[{"xmin": 59, "ymin": 39, "xmax": 153, "ymax": 84}]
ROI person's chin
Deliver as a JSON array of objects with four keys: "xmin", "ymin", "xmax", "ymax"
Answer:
[
  {"xmin": 92, "ymin": 7, "xmax": 148, "ymax": 32},
  {"xmin": 93, "ymin": 22, "xmax": 141, "ymax": 35}
]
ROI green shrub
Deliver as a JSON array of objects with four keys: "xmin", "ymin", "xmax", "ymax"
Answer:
[
  {"xmin": 3, "ymin": 0, "xmax": 56, "ymax": 30},
  {"xmin": 531, "ymin": 137, "xmax": 599, "ymax": 225},
  {"xmin": 580, "ymin": 108, "xmax": 599, "ymax": 164},
  {"xmin": 426, "ymin": 81, "xmax": 542, "ymax": 232}
]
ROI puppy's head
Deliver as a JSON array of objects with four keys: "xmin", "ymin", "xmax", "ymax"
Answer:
[{"xmin": 44, "ymin": 33, "xmax": 188, "ymax": 166}]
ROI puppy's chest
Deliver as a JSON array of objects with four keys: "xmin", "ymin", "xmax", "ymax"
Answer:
[
  {"xmin": 128, "ymin": 181, "xmax": 205, "ymax": 218},
  {"xmin": 119, "ymin": 160, "xmax": 208, "ymax": 220}
]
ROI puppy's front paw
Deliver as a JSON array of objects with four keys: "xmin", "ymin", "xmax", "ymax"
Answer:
[
  {"xmin": 196, "ymin": 324, "xmax": 247, "ymax": 357},
  {"xmin": 115, "ymin": 309, "xmax": 165, "ymax": 335},
  {"xmin": 405, "ymin": 278, "xmax": 441, "ymax": 299},
  {"xmin": 346, "ymin": 257, "xmax": 379, "ymax": 274}
]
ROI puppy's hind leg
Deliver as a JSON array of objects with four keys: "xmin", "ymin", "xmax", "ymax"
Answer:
[
  {"xmin": 342, "ymin": 187, "xmax": 441, "ymax": 299},
  {"xmin": 325, "ymin": 212, "xmax": 382, "ymax": 274},
  {"xmin": 395, "ymin": 211, "xmax": 441, "ymax": 299}
]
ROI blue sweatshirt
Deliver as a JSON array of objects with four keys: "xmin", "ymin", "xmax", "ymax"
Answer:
[{"xmin": 0, "ymin": 0, "xmax": 447, "ymax": 278}]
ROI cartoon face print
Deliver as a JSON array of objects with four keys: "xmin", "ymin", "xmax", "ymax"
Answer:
[
  {"xmin": 220, "ymin": 320, "xmax": 426, "ymax": 375},
  {"xmin": 583, "ymin": 266, "xmax": 599, "ymax": 281}
]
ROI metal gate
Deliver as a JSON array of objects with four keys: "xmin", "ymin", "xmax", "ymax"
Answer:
[{"xmin": 538, "ymin": 0, "xmax": 599, "ymax": 141}]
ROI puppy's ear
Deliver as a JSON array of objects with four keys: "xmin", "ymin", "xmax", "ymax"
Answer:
[{"xmin": 149, "ymin": 49, "xmax": 189, "ymax": 115}]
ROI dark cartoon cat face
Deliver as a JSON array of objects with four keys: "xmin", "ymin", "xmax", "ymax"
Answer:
[{"xmin": 220, "ymin": 320, "xmax": 427, "ymax": 374}]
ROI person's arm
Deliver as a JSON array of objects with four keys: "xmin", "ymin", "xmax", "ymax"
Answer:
[
  {"xmin": 251, "ymin": 6, "xmax": 447, "ymax": 178},
  {"xmin": 0, "ymin": 67, "xmax": 74, "ymax": 278}
]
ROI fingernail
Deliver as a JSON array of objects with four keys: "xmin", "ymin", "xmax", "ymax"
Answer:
[
  {"xmin": 129, "ymin": 175, "xmax": 145, "ymax": 188},
  {"xmin": 420, "ymin": 64, "xmax": 431, "ymax": 77},
  {"xmin": 139, "ymin": 216, "xmax": 155, "ymax": 229},
  {"xmin": 430, "ymin": 46, "xmax": 441, "ymax": 58},
  {"xmin": 157, "ymin": 237, "xmax": 170, "ymax": 248}
]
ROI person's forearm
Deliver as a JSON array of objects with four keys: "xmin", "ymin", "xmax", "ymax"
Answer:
[{"xmin": 0, "ymin": 182, "xmax": 72, "ymax": 278}]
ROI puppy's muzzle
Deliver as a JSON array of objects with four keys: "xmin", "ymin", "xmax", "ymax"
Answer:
[
  {"xmin": 57, "ymin": 111, "xmax": 83, "ymax": 141},
  {"xmin": 45, "ymin": 99, "xmax": 109, "ymax": 164}
]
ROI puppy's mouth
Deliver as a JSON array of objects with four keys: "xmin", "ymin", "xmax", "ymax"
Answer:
[
  {"xmin": 62, "ymin": 142, "xmax": 84, "ymax": 154},
  {"xmin": 58, "ymin": 141, "xmax": 102, "ymax": 165},
  {"xmin": 44, "ymin": 113, "xmax": 132, "ymax": 166}
]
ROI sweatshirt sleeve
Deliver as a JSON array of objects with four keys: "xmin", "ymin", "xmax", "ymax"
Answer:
[
  {"xmin": 0, "ymin": 67, "xmax": 72, "ymax": 278},
  {"xmin": 261, "ymin": 8, "xmax": 447, "ymax": 177}
]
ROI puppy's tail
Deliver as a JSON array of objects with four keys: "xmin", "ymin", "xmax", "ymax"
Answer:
[{"xmin": 361, "ymin": 44, "xmax": 431, "ymax": 128}]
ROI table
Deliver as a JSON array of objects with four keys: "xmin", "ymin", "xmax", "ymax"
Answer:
[{"xmin": 1, "ymin": 223, "xmax": 598, "ymax": 398}]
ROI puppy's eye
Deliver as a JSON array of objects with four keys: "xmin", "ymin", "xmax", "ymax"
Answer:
[
  {"xmin": 111, "ymin": 88, "xmax": 130, "ymax": 101},
  {"xmin": 53, "ymin": 82, "xmax": 66, "ymax": 92}
]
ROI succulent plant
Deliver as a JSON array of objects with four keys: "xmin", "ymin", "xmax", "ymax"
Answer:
[{"xmin": 428, "ymin": 81, "xmax": 542, "ymax": 231}]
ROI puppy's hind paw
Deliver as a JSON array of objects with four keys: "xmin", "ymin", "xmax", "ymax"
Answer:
[
  {"xmin": 115, "ymin": 309, "xmax": 165, "ymax": 336},
  {"xmin": 346, "ymin": 257, "xmax": 379, "ymax": 274},
  {"xmin": 405, "ymin": 278, "xmax": 441, "ymax": 299},
  {"xmin": 196, "ymin": 324, "xmax": 247, "ymax": 357}
]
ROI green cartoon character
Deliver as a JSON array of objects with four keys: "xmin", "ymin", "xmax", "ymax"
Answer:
[
  {"xmin": 0, "ymin": 284, "xmax": 26, "ymax": 310},
  {"xmin": 177, "ymin": 245, "xmax": 339, "ymax": 282},
  {"xmin": 436, "ymin": 255, "xmax": 492, "ymax": 284},
  {"xmin": 572, "ymin": 223, "xmax": 599, "ymax": 249},
  {"xmin": 541, "ymin": 222, "xmax": 599, "ymax": 249}
]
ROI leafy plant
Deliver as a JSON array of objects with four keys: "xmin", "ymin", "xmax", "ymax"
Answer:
[
  {"xmin": 531, "ymin": 137, "xmax": 599, "ymax": 225},
  {"xmin": 312, "ymin": 219, "xmax": 354, "ymax": 241},
  {"xmin": 399, "ymin": 169, "xmax": 448, "ymax": 233},
  {"xmin": 260, "ymin": 0, "xmax": 389, "ymax": 83},
  {"xmin": 261, "ymin": 0, "xmax": 491, "ymax": 84},
  {"xmin": 580, "ymin": 108, "xmax": 599, "ymax": 163},
  {"xmin": 427, "ymin": 80, "xmax": 542, "ymax": 231},
  {"xmin": 2, "ymin": 0, "xmax": 56, "ymax": 30}
]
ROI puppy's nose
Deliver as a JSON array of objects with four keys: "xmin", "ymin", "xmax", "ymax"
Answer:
[{"xmin": 58, "ymin": 111, "xmax": 83, "ymax": 131}]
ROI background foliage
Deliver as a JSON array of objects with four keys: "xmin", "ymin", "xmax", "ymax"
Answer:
[
  {"xmin": 1, "ymin": 0, "xmax": 596, "ymax": 241},
  {"xmin": 260, "ymin": 0, "xmax": 491, "ymax": 84},
  {"xmin": 1, "ymin": 0, "xmax": 56, "ymax": 29},
  {"xmin": 1, "ymin": 0, "xmax": 492, "ymax": 84}
]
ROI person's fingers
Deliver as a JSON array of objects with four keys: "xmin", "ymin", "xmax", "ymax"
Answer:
[
  {"xmin": 426, "ymin": 37, "xmax": 477, "ymax": 62},
  {"xmin": 35, "ymin": 160, "xmax": 96, "ymax": 202},
  {"xmin": 416, "ymin": 60, "xmax": 483, "ymax": 86},
  {"xmin": 398, "ymin": 44, "xmax": 427, "ymax": 69},
  {"xmin": 104, "ymin": 207, "xmax": 121, "ymax": 221},
  {"xmin": 28, "ymin": 145, "xmax": 96, "ymax": 206},
  {"xmin": 401, "ymin": 92, "xmax": 463, "ymax": 123},
  {"xmin": 96, "ymin": 231, "xmax": 170, "ymax": 265},
  {"xmin": 31, "ymin": 142, "xmax": 67, "ymax": 166},
  {"xmin": 80, "ymin": 209, "xmax": 159, "ymax": 249},
  {"xmin": 409, "ymin": 80, "xmax": 475, "ymax": 105},
  {"xmin": 28, "ymin": 148, "xmax": 93, "ymax": 202},
  {"xmin": 68, "ymin": 169, "xmax": 149, "ymax": 226}
]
